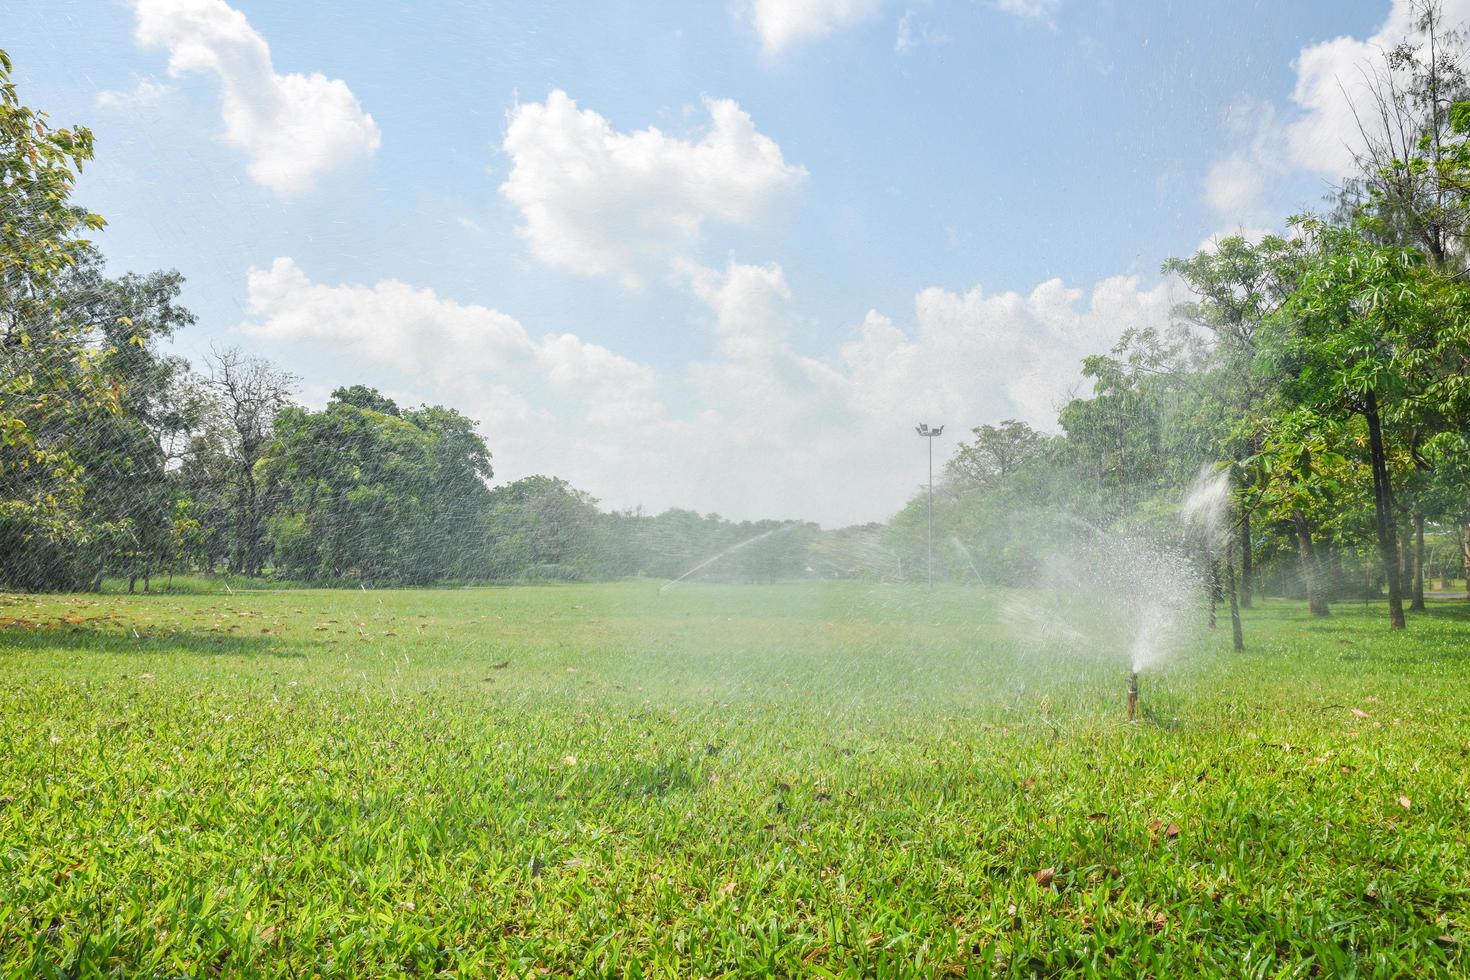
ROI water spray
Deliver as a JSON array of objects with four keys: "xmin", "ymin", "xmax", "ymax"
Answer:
[
  {"xmin": 1126, "ymin": 669, "xmax": 1139, "ymax": 722},
  {"xmin": 658, "ymin": 523, "xmax": 798, "ymax": 593},
  {"xmin": 949, "ymin": 536, "xmax": 982, "ymax": 582}
]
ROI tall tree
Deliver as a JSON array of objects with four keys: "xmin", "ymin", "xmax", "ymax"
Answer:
[
  {"xmin": 405, "ymin": 404, "xmax": 493, "ymax": 581},
  {"xmin": 60, "ymin": 258, "xmax": 203, "ymax": 590},
  {"xmin": 0, "ymin": 48, "xmax": 109, "ymax": 589},
  {"xmin": 260, "ymin": 388, "xmax": 493, "ymax": 585},
  {"xmin": 946, "ymin": 420, "xmax": 1049, "ymax": 490},
  {"xmin": 199, "ymin": 348, "xmax": 295, "ymax": 576},
  {"xmin": 481, "ymin": 476, "xmax": 607, "ymax": 580}
]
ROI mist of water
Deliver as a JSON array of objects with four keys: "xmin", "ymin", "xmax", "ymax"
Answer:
[
  {"xmin": 657, "ymin": 523, "xmax": 798, "ymax": 592},
  {"xmin": 1000, "ymin": 465, "xmax": 1231, "ymax": 678},
  {"xmin": 1181, "ymin": 464, "xmax": 1232, "ymax": 547},
  {"xmin": 949, "ymin": 536, "xmax": 983, "ymax": 581}
]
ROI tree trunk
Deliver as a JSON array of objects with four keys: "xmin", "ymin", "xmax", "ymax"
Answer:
[
  {"xmin": 1363, "ymin": 392, "xmax": 1405, "ymax": 629},
  {"xmin": 1225, "ymin": 543, "xmax": 1245, "ymax": 651},
  {"xmin": 1398, "ymin": 523, "xmax": 1411, "ymax": 598},
  {"xmin": 1462, "ymin": 522, "xmax": 1470, "ymax": 600},
  {"xmin": 1207, "ymin": 550, "xmax": 1220, "ymax": 629},
  {"xmin": 1292, "ymin": 509, "xmax": 1330, "ymax": 617},
  {"xmin": 245, "ymin": 508, "xmax": 259, "ymax": 576},
  {"xmin": 1410, "ymin": 513, "xmax": 1426, "ymax": 611},
  {"xmin": 231, "ymin": 496, "xmax": 246, "ymax": 573},
  {"xmin": 1239, "ymin": 510, "xmax": 1253, "ymax": 608}
]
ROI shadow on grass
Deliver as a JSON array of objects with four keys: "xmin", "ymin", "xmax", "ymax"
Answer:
[
  {"xmin": 1420, "ymin": 600, "xmax": 1470, "ymax": 623},
  {"xmin": 0, "ymin": 622, "xmax": 303, "ymax": 659},
  {"xmin": 1254, "ymin": 596, "xmax": 1470, "ymax": 631}
]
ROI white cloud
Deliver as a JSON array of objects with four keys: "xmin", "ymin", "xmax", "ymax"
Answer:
[
  {"xmin": 243, "ymin": 257, "xmax": 539, "ymax": 378},
  {"xmin": 895, "ymin": 10, "xmax": 950, "ymax": 53},
  {"xmin": 128, "ymin": 0, "xmax": 380, "ymax": 193},
  {"xmin": 895, "ymin": 12, "xmax": 917, "ymax": 53},
  {"xmin": 1203, "ymin": 155, "xmax": 1266, "ymax": 217},
  {"xmin": 678, "ymin": 258, "xmax": 792, "ymax": 357},
  {"xmin": 1200, "ymin": 97, "xmax": 1291, "ymax": 226},
  {"xmin": 96, "ymin": 76, "xmax": 169, "ymax": 109},
  {"xmin": 240, "ymin": 258, "xmax": 1167, "ymax": 526},
  {"xmin": 837, "ymin": 275, "xmax": 1172, "ymax": 431},
  {"xmin": 745, "ymin": 0, "xmax": 883, "ymax": 53},
  {"xmin": 682, "ymin": 261, "xmax": 848, "ymax": 444},
  {"xmin": 500, "ymin": 91, "xmax": 806, "ymax": 286},
  {"xmin": 243, "ymin": 257, "xmax": 664, "ymax": 423},
  {"xmin": 536, "ymin": 333, "xmax": 664, "ymax": 427},
  {"xmin": 996, "ymin": 0, "xmax": 1061, "ymax": 23}
]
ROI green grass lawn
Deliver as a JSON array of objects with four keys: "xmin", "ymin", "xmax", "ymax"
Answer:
[{"xmin": 1, "ymin": 581, "xmax": 1467, "ymax": 976}]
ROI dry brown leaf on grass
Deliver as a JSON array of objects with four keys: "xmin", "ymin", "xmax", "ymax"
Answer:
[
  {"xmin": 1034, "ymin": 867, "xmax": 1055, "ymax": 888},
  {"xmin": 1350, "ymin": 707, "xmax": 1371, "ymax": 719},
  {"xmin": 1398, "ymin": 795, "xmax": 1412, "ymax": 810},
  {"xmin": 1148, "ymin": 820, "xmax": 1180, "ymax": 841}
]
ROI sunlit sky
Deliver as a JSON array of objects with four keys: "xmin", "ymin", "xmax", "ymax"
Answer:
[{"xmin": 9, "ymin": 0, "xmax": 1421, "ymax": 525}]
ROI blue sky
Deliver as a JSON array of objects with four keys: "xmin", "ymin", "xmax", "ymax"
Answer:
[{"xmin": 7, "ymin": 0, "xmax": 1409, "ymax": 524}]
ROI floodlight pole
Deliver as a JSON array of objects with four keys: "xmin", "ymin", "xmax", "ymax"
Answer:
[{"xmin": 915, "ymin": 423, "xmax": 944, "ymax": 588}]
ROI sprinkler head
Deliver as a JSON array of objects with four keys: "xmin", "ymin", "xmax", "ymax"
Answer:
[{"xmin": 1126, "ymin": 670, "xmax": 1140, "ymax": 722}]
